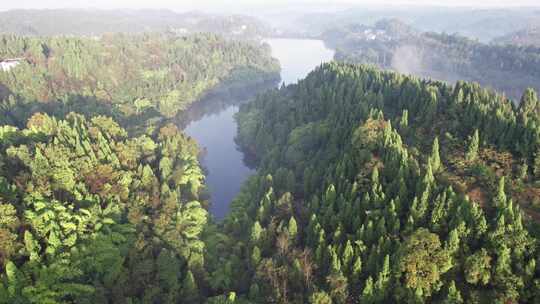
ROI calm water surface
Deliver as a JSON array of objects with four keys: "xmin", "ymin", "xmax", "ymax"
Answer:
[{"xmin": 184, "ymin": 38, "xmax": 334, "ymax": 219}]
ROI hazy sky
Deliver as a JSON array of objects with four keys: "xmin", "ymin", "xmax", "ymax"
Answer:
[{"xmin": 6, "ymin": 0, "xmax": 540, "ymax": 11}]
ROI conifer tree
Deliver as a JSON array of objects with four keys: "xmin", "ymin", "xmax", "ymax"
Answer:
[
  {"xmin": 443, "ymin": 281, "xmax": 463, "ymax": 304},
  {"xmin": 361, "ymin": 276, "xmax": 375, "ymax": 304},
  {"xmin": 466, "ymin": 129, "xmax": 480, "ymax": 161},
  {"xmin": 251, "ymin": 221, "xmax": 263, "ymax": 243},
  {"xmin": 495, "ymin": 177, "xmax": 507, "ymax": 210},
  {"xmin": 288, "ymin": 216, "xmax": 298, "ymax": 241},
  {"xmin": 400, "ymin": 109, "xmax": 409, "ymax": 130},
  {"xmin": 534, "ymin": 150, "xmax": 540, "ymax": 180},
  {"xmin": 430, "ymin": 137, "xmax": 441, "ymax": 172}
]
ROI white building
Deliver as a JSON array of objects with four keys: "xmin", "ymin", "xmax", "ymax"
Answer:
[{"xmin": 0, "ymin": 59, "xmax": 22, "ymax": 72}]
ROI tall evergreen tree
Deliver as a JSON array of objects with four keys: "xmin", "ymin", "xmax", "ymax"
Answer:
[{"xmin": 466, "ymin": 129, "xmax": 480, "ymax": 161}]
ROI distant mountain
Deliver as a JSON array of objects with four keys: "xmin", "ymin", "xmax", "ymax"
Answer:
[
  {"xmin": 0, "ymin": 9, "xmax": 274, "ymax": 39},
  {"xmin": 298, "ymin": 7, "xmax": 540, "ymax": 42},
  {"xmin": 322, "ymin": 19, "xmax": 540, "ymax": 101},
  {"xmin": 493, "ymin": 26, "xmax": 540, "ymax": 47},
  {"xmin": 322, "ymin": 19, "xmax": 418, "ymax": 49}
]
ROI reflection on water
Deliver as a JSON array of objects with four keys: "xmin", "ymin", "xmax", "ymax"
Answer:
[
  {"xmin": 178, "ymin": 80, "xmax": 276, "ymax": 129},
  {"xmin": 264, "ymin": 38, "xmax": 335, "ymax": 85},
  {"xmin": 184, "ymin": 38, "xmax": 334, "ymax": 220},
  {"xmin": 182, "ymin": 82, "xmax": 276, "ymax": 219}
]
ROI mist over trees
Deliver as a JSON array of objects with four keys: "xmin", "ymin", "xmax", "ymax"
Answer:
[
  {"xmin": 494, "ymin": 26, "xmax": 540, "ymax": 48},
  {"xmin": 322, "ymin": 19, "xmax": 540, "ymax": 100},
  {"xmin": 295, "ymin": 6, "xmax": 540, "ymax": 42},
  {"xmin": 0, "ymin": 9, "xmax": 275, "ymax": 40}
]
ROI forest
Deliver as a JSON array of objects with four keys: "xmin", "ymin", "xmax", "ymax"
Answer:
[
  {"xmin": 0, "ymin": 9, "xmax": 274, "ymax": 40},
  {"xmin": 297, "ymin": 7, "xmax": 540, "ymax": 42},
  {"xmin": 0, "ymin": 32, "xmax": 279, "ymax": 303},
  {"xmin": 231, "ymin": 62, "xmax": 540, "ymax": 303},
  {"xmin": 322, "ymin": 19, "xmax": 540, "ymax": 100},
  {"xmin": 494, "ymin": 27, "xmax": 540, "ymax": 48},
  {"xmin": 0, "ymin": 113, "xmax": 209, "ymax": 303},
  {"xmin": 0, "ymin": 10, "xmax": 539, "ymax": 304},
  {"xmin": 0, "ymin": 33, "xmax": 279, "ymax": 129}
]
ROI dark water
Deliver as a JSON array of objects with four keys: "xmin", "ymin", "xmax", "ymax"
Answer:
[{"xmin": 184, "ymin": 38, "xmax": 334, "ymax": 219}]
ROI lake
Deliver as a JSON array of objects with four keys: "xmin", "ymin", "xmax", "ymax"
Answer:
[{"xmin": 184, "ymin": 38, "xmax": 335, "ymax": 220}]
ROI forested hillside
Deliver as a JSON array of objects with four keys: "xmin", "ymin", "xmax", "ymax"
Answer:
[
  {"xmin": 0, "ymin": 32, "xmax": 279, "ymax": 303},
  {"xmin": 229, "ymin": 62, "xmax": 540, "ymax": 303},
  {"xmin": 0, "ymin": 33, "xmax": 279, "ymax": 127},
  {"xmin": 0, "ymin": 9, "xmax": 274, "ymax": 39},
  {"xmin": 0, "ymin": 113, "xmax": 209, "ymax": 303},
  {"xmin": 1, "ymin": 18, "xmax": 540, "ymax": 303},
  {"xmin": 494, "ymin": 27, "xmax": 540, "ymax": 48},
  {"xmin": 297, "ymin": 7, "xmax": 540, "ymax": 42},
  {"xmin": 322, "ymin": 19, "xmax": 540, "ymax": 100}
]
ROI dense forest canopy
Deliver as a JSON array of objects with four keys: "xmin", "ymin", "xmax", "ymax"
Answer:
[
  {"xmin": 0, "ymin": 6, "xmax": 540, "ymax": 302},
  {"xmin": 229, "ymin": 62, "xmax": 540, "ymax": 303},
  {"xmin": 493, "ymin": 26, "xmax": 540, "ymax": 48},
  {"xmin": 0, "ymin": 31, "xmax": 280, "ymax": 303},
  {"xmin": 322, "ymin": 19, "xmax": 540, "ymax": 101},
  {"xmin": 0, "ymin": 33, "xmax": 279, "ymax": 128},
  {"xmin": 0, "ymin": 113, "xmax": 210, "ymax": 303},
  {"xmin": 0, "ymin": 9, "xmax": 274, "ymax": 40}
]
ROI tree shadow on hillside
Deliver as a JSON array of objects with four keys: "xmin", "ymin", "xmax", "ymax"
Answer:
[{"xmin": 0, "ymin": 92, "xmax": 166, "ymax": 135}]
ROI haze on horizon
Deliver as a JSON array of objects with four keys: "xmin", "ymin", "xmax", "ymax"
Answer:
[{"xmin": 6, "ymin": 0, "xmax": 540, "ymax": 12}]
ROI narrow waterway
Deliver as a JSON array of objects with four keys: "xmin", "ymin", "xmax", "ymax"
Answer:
[{"xmin": 184, "ymin": 38, "xmax": 335, "ymax": 219}]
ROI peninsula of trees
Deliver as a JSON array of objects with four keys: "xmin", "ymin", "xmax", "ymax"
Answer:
[{"xmin": 231, "ymin": 62, "xmax": 540, "ymax": 303}]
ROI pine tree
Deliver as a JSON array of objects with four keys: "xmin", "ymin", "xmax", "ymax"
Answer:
[
  {"xmin": 351, "ymin": 256, "xmax": 362, "ymax": 285},
  {"xmin": 466, "ymin": 129, "xmax": 480, "ymax": 161},
  {"xmin": 446, "ymin": 229, "xmax": 460, "ymax": 256},
  {"xmin": 400, "ymin": 109, "xmax": 409, "ymax": 129},
  {"xmin": 251, "ymin": 246, "xmax": 261, "ymax": 266},
  {"xmin": 251, "ymin": 221, "xmax": 263, "ymax": 243},
  {"xmin": 495, "ymin": 177, "xmax": 507, "ymax": 210},
  {"xmin": 374, "ymin": 254, "xmax": 391, "ymax": 301},
  {"xmin": 360, "ymin": 276, "xmax": 375, "ymax": 304},
  {"xmin": 534, "ymin": 150, "xmax": 540, "ymax": 180},
  {"xmin": 430, "ymin": 137, "xmax": 441, "ymax": 172},
  {"xmin": 325, "ymin": 184, "xmax": 337, "ymax": 205},
  {"xmin": 330, "ymin": 246, "xmax": 341, "ymax": 273},
  {"xmin": 288, "ymin": 216, "xmax": 298, "ymax": 241},
  {"xmin": 443, "ymin": 281, "xmax": 463, "ymax": 304},
  {"xmin": 518, "ymin": 88, "xmax": 539, "ymax": 125},
  {"xmin": 342, "ymin": 240, "xmax": 354, "ymax": 272}
]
